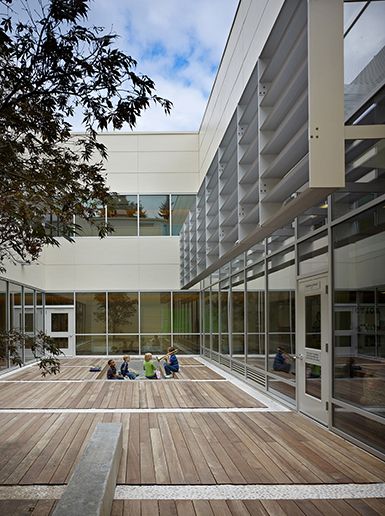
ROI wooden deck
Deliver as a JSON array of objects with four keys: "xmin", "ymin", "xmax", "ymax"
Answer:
[{"xmin": 0, "ymin": 357, "xmax": 385, "ymax": 515}]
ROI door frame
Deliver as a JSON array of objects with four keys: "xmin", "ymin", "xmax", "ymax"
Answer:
[
  {"xmin": 45, "ymin": 307, "xmax": 75, "ymax": 356},
  {"xmin": 297, "ymin": 273, "xmax": 329, "ymax": 424}
]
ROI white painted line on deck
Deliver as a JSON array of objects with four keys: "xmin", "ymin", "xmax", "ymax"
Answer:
[{"xmin": 1, "ymin": 483, "xmax": 385, "ymax": 501}]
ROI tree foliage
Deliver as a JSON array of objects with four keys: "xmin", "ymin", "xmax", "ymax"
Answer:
[
  {"xmin": 0, "ymin": 0, "xmax": 172, "ymax": 271},
  {"xmin": 0, "ymin": 330, "xmax": 63, "ymax": 376}
]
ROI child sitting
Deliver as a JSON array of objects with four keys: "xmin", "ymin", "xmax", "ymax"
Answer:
[
  {"xmin": 120, "ymin": 355, "xmax": 137, "ymax": 380},
  {"xmin": 106, "ymin": 359, "xmax": 124, "ymax": 380},
  {"xmin": 163, "ymin": 347, "xmax": 179, "ymax": 378},
  {"xmin": 143, "ymin": 352, "xmax": 158, "ymax": 379}
]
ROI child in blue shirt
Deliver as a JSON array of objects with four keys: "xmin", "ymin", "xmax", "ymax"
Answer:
[
  {"xmin": 120, "ymin": 355, "xmax": 137, "ymax": 379},
  {"xmin": 163, "ymin": 347, "xmax": 179, "ymax": 378}
]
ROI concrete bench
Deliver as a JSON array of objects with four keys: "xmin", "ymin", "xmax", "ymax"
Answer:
[{"xmin": 53, "ymin": 423, "xmax": 122, "ymax": 516}]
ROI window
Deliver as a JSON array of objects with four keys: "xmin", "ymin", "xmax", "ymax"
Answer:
[
  {"xmin": 139, "ymin": 195, "xmax": 170, "ymax": 236},
  {"xmin": 107, "ymin": 195, "xmax": 138, "ymax": 236}
]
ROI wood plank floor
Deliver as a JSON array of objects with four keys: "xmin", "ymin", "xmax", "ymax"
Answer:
[
  {"xmin": 1, "ymin": 357, "xmax": 385, "ymax": 515},
  {"xmin": 1, "ymin": 498, "xmax": 385, "ymax": 516},
  {"xmin": 0, "ymin": 412, "xmax": 384, "ymax": 485}
]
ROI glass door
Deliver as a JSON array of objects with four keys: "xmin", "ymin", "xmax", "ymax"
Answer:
[
  {"xmin": 45, "ymin": 308, "xmax": 75, "ymax": 356},
  {"xmin": 297, "ymin": 275, "xmax": 329, "ymax": 424}
]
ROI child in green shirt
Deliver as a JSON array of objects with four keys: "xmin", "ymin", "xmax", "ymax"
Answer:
[{"xmin": 143, "ymin": 352, "xmax": 158, "ymax": 379}]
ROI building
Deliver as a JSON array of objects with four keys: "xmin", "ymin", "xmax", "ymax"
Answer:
[{"xmin": 1, "ymin": 0, "xmax": 385, "ymax": 459}]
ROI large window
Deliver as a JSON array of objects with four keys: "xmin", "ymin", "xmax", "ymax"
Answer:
[
  {"xmin": 76, "ymin": 293, "xmax": 106, "ymax": 333},
  {"xmin": 71, "ymin": 193, "xmax": 195, "ymax": 237},
  {"xmin": 140, "ymin": 292, "xmax": 171, "ymax": 333},
  {"xmin": 267, "ymin": 249, "xmax": 296, "ymax": 387},
  {"xmin": 246, "ymin": 262, "xmax": 265, "ymax": 371},
  {"xmin": 108, "ymin": 292, "xmax": 138, "ymax": 333},
  {"xmin": 333, "ymin": 203, "xmax": 385, "ymax": 425}
]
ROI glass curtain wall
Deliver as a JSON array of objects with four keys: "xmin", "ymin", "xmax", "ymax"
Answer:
[
  {"xmin": 333, "ymin": 201, "xmax": 385, "ymax": 453},
  {"xmin": 0, "ymin": 279, "xmax": 43, "ymax": 371},
  {"xmin": 220, "ymin": 275, "xmax": 230, "ymax": 360},
  {"xmin": 0, "ymin": 279, "xmax": 7, "ymax": 369},
  {"xmin": 173, "ymin": 291, "xmax": 200, "ymax": 354},
  {"xmin": 210, "ymin": 284, "xmax": 219, "ymax": 356},
  {"xmin": 108, "ymin": 292, "xmax": 139, "ymax": 354},
  {"xmin": 76, "ymin": 292, "xmax": 107, "ymax": 354},
  {"xmin": 231, "ymin": 268, "xmax": 245, "ymax": 362},
  {"xmin": 246, "ymin": 260, "xmax": 265, "ymax": 371},
  {"xmin": 267, "ymin": 248, "xmax": 296, "ymax": 401}
]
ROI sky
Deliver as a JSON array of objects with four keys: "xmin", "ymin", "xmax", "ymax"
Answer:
[{"xmin": 83, "ymin": 0, "xmax": 239, "ymax": 132}]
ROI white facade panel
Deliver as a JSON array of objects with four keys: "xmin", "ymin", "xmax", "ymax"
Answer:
[
  {"xmin": 102, "ymin": 151, "xmax": 138, "ymax": 173},
  {"xmin": 96, "ymin": 133, "xmax": 139, "ymax": 152},
  {"xmin": 137, "ymin": 133, "xmax": 198, "ymax": 152},
  {"xmin": 138, "ymin": 264, "xmax": 180, "ymax": 290},
  {"xmin": 138, "ymin": 151, "xmax": 198, "ymax": 174},
  {"xmin": 137, "ymin": 173, "xmax": 199, "ymax": 193},
  {"xmin": 106, "ymin": 174, "xmax": 139, "ymax": 193}
]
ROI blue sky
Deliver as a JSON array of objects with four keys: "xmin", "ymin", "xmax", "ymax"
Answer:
[{"xmin": 85, "ymin": 0, "xmax": 239, "ymax": 131}]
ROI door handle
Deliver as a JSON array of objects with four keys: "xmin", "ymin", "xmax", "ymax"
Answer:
[{"xmin": 292, "ymin": 354, "xmax": 304, "ymax": 360}]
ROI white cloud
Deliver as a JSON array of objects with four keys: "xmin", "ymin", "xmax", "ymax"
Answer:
[{"xmin": 84, "ymin": 0, "xmax": 239, "ymax": 131}]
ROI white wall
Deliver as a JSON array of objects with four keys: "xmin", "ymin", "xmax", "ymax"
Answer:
[
  {"xmin": 1, "ymin": 132, "xmax": 199, "ymax": 292},
  {"xmin": 198, "ymin": 0, "xmax": 284, "ymax": 182}
]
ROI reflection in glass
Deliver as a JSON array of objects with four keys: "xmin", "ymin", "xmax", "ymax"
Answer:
[
  {"xmin": 344, "ymin": 2, "xmax": 366, "ymax": 33},
  {"xmin": 76, "ymin": 335, "xmax": 106, "ymax": 355},
  {"xmin": 76, "ymin": 293, "xmax": 106, "ymax": 333},
  {"xmin": 45, "ymin": 292, "xmax": 74, "ymax": 305},
  {"xmin": 139, "ymin": 195, "xmax": 170, "ymax": 236},
  {"xmin": 232, "ymin": 334, "xmax": 245, "ymax": 357},
  {"xmin": 344, "ymin": 2, "xmax": 385, "ymax": 117},
  {"xmin": 9, "ymin": 283, "xmax": 22, "ymax": 331},
  {"xmin": 51, "ymin": 313, "xmax": 68, "ymax": 332},
  {"xmin": 268, "ymin": 378, "xmax": 296, "ymax": 402},
  {"xmin": 173, "ymin": 335, "xmax": 200, "ymax": 354},
  {"xmin": 298, "ymin": 232, "xmax": 328, "ymax": 276},
  {"xmin": 0, "ymin": 280, "xmax": 6, "ymax": 334},
  {"xmin": 268, "ymin": 250, "xmax": 296, "ymax": 377},
  {"xmin": 221, "ymin": 334, "xmax": 229, "ymax": 355},
  {"xmin": 333, "ymin": 203, "xmax": 385, "ymax": 424},
  {"xmin": 173, "ymin": 292, "xmax": 199, "ymax": 333},
  {"xmin": 305, "ymin": 363, "xmax": 321, "ymax": 399},
  {"xmin": 24, "ymin": 289, "xmax": 35, "ymax": 336},
  {"xmin": 305, "ymin": 295, "xmax": 321, "ymax": 350},
  {"xmin": 220, "ymin": 289, "xmax": 229, "ymax": 333},
  {"xmin": 212, "ymin": 334, "xmax": 219, "ymax": 353},
  {"xmin": 141, "ymin": 335, "xmax": 170, "ymax": 355},
  {"xmin": 204, "ymin": 291, "xmax": 210, "ymax": 334},
  {"xmin": 171, "ymin": 195, "xmax": 195, "ymax": 236},
  {"xmin": 333, "ymin": 405, "xmax": 385, "ymax": 455},
  {"xmin": 0, "ymin": 281, "xmax": 7, "ymax": 369},
  {"xmin": 75, "ymin": 206, "xmax": 106, "ymax": 236},
  {"xmin": 140, "ymin": 293, "xmax": 171, "ymax": 333},
  {"xmin": 108, "ymin": 335, "xmax": 139, "ymax": 355},
  {"xmin": 333, "ymin": 139, "xmax": 385, "ymax": 220},
  {"xmin": 247, "ymin": 335, "xmax": 265, "ymax": 370},
  {"xmin": 232, "ymin": 290, "xmax": 244, "ymax": 333},
  {"xmin": 211, "ymin": 288, "xmax": 219, "ymax": 333},
  {"xmin": 51, "ymin": 337, "xmax": 69, "ymax": 350},
  {"xmin": 108, "ymin": 292, "xmax": 138, "ymax": 333},
  {"xmin": 107, "ymin": 195, "xmax": 138, "ymax": 236}
]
